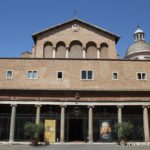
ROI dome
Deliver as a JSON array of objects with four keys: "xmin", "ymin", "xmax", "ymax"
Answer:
[
  {"xmin": 125, "ymin": 27, "xmax": 150, "ymax": 59},
  {"xmin": 126, "ymin": 40, "xmax": 150, "ymax": 56}
]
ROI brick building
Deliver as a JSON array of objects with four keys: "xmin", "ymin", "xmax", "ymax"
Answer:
[{"xmin": 0, "ymin": 19, "xmax": 150, "ymax": 143}]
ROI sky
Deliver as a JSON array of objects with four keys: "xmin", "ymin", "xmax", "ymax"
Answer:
[{"xmin": 0, "ymin": 0, "xmax": 150, "ymax": 58}]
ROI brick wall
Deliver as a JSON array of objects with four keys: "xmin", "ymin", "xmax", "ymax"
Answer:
[{"xmin": 0, "ymin": 59, "xmax": 149, "ymax": 90}]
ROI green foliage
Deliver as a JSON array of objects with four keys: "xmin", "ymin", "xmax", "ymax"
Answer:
[
  {"xmin": 114, "ymin": 122, "xmax": 133, "ymax": 140},
  {"xmin": 37, "ymin": 122, "xmax": 44, "ymax": 138},
  {"xmin": 24, "ymin": 122, "xmax": 44, "ymax": 139},
  {"xmin": 24, "ymin": 122, "xmax": 36, "ymax": 139}
]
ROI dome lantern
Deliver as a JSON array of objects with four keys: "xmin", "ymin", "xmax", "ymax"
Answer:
[
  {"xmin": 125, "ymin": 27, "xmax": 150, "ymax": 60},
  {"xmin": 134, "ymin": 26, "xmax": 145, "ymax": 42}
]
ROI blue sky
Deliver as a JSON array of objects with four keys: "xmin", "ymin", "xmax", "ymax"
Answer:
[{"xmin": 0, "ymin": 0, "xmax": 150, "ymax": 58}]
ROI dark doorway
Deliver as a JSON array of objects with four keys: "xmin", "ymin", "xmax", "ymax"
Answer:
[{"xmin": 69, "ymin": 119, "xmax": 83, "ymax": 141}]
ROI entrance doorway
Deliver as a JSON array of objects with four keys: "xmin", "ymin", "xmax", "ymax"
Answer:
[{"xmin": 69, "ymin": 119, "xmax": 83, "ymax": 141}]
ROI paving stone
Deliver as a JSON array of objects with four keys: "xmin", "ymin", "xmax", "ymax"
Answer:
[{"xmin": 0, "ymin": 144, "xmax": 150, "ymax": 150}]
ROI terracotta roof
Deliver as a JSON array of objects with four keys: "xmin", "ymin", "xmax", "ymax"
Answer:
[{"xmin": 32, "ymin": 18, "xmax": 120, "ymax": 43}]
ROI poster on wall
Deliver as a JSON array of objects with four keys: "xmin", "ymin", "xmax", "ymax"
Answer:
[
  {"xmin": 44, "ymin": 120, "xmax": 56, "ymax": 144},
  {"xmin": 100, "ymin": 120, "xmax": 112, "ymax": 141}
]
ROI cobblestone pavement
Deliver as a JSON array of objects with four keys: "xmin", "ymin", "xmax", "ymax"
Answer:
[{"xmin": 0, "ymin": 144, "xmax": 150, "ymax": 150}]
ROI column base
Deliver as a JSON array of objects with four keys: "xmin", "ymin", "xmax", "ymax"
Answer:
[
  {"xmin": 8, "ymin": 140, "xmax": 14, "ymax": 144},
  {"xmin": 88, "ymin": 141, "xmax": 93, "ymax": 144},
  {"xmin": 145, "ymin": 139, "xmax": 150, "ymax": 142}
]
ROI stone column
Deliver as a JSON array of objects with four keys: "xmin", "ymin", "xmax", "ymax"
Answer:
[
  {"xmin": 138, "ymin": 34, "xmax": 140, "ymax": 41},
  {"xmin": 35, "ymin": 105, "xmax": 41, "ymax": 124},
  {"xmin": 97, "ymin": 48, "xmax": 100, "ymax": 59},
  {"xmin": 117, "ymin": 106, "xmax": 123, "ymax": 123},
  {"xmin": 60, "ymin": 105, "xmax": 66, "ymax": 143},
  {"xmin": 88, "ymin": 105, "xmax": 94, "ymax": 143},
  {"xmin": 66, "ymin": 47, "xmax": 69, "ymax": 58},
  {"xmin": 9, "ymin": 104, "xmax": 17, "ymax": 143},
  {"xmin": 53, "ymin": 47, "xmax": 56, "ymax": 58},
  {"xmin": 83, "ymin": 47, "xmax": 86, "ymax": 58},
  {"xmin": 143, "ymin": 106, "xmax": 150, "ymax": 142}
]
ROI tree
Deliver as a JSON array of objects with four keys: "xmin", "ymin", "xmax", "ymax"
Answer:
[
  {"xmin": 24, "ymin": 122, "xmax": 44, "ymax": 145},
  {"xmin": 114, "ymin": 122, "xmax": 133, "ymax": 144}
]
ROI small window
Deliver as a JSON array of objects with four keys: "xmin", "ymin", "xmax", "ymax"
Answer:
[
  {"xmin": 112, "ymin": 72, "xmax": 118, "ymax": 80},
  {"xmin": 88, "ymin": 71, "xmax": 93, "ymax": 80},
  {"xmin": 82, "ymin": 70, "xmax": 86, "ymax": 80},
  {"xmin": 27, "ymin": 71, "xmax": 38, "ymax": 79},
  {"xmin": 137, "ymin": 72, "xmax": 147, "ymax": 80},
  {"xmin": 57, "ymin": 71, "xmax": 63, "ymax": 80},
  {"xmin": 6, "ymin": 70, "xmax": 13, "ymax": 79},
  {"xmin": 81, "ymin": 70, "xmax": 93, "ymax": 80}
]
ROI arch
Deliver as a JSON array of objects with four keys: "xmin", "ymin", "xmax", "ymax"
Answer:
[
  {"xmin": 86, "ymin": 41, "xmax": 97, "ymax": 58},
  {"xmin": 100, "ymin": 42, "xmax": 109, "ymax": 59},
  {"xmin": 69, "ymin": 40, "xmax": 83, "ymax": 58},
  {"xmin": 56, "ymin": 41, "xmax": 66, "ymax": 58},
  {"xmin": 43, "ymin": 42, "xmax": 53, "ymax": 58}
]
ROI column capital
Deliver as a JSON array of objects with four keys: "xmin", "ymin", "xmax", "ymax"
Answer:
[
  {"xmin": 142, "ymin": 105, "xmax": 149, "ymax": 109},
  {"xmin": 60, "ymin": 105, "xmax": 67, "ymax": 108},
  {"xmin": 117, "ymin": 105, "xmax": 124, "ymax": 108},
  {"xmin": 88, "ymin": 105, "xmax": 95, "ymax": 108},
  {"xmin": 35, "ymin": 104, "xmax": 42, "ymax": 107},
  {"xmin": 10, "ymin": 104, "xmax": 17, "ymax": 107},
  {"xmin": 66, "ymin": 47, "xmax": 69, "ymax": 50},
  {"xmin": 82, "ymin": 47, "xmax": 86, "ymax": 50}
]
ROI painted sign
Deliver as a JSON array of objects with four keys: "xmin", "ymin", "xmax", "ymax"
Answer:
[
  {"xmin": 44, "ymin": 120, "xmax": 56, "ymax": 144},
  {"xmin": 100, "ymin": 120, "xmax": 112, "ymax": 141}
]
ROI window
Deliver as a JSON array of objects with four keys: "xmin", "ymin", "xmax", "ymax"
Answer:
[
  {"xmin": 27, "ymin": 71, "xmax": 38, "ymax": 79},
  {"xmin": 81, "ymin": 70, "xmax": 93, "ymax": 80},
  {"xmin": 137, "ymin": 72, "xmax": 147, "ymax": 80},
  {"xmin": 57, "ymin": 71, "xmax": 63, "ymax": 80},
  {"xmin": 112, "ymin": 72, "xmax": 118, "ymax": 80},
  {"xmin": 82, "ymin": 70, "xmax": 86, "ymax": 80},
  {"xmin": 6, "ymin": 70, "xmax": 13, "ymax": 79}
]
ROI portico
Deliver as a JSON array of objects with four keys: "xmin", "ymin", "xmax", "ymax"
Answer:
[{"xmin": 0, "ymin": 96, "xmax": 149, "ymax": 143}]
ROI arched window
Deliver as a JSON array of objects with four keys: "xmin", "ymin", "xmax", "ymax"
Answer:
[
  {"xmin": 56, "ymin": 42, "xmax": 66, "ymax": 58},
  {"xmin": 86, "ymin": 42, "xmax": 97, "ymax": 58},
  {"xmin": 100, "ymin": 43, "xmax": 109, "ymax": 59},
  {"xmin": 43, "ymin": 42, "xmax": 53, "ymax": 58},
  {"xmin": 69, "ymin": 40, "xmax": 83, "ymax": 58}
]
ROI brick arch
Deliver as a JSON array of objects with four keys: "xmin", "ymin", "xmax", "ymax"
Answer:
[
  {"xmin": 43, "ymin": 41, "xmax": 53, "ymax": 58},
  {"xmin": 69, "ymin": 40, "xmax": 83, "ymax": 58},
  {"xmin": 100, "ymin": 42, "xmax": 109, "ymax": 59},
  {"xmin": 86, "ymin": 41, "xmax": 97, "ymax": 58},
  {"xmin": 56, "ymin": 41, "xmax": 66, "ymax": 58}
]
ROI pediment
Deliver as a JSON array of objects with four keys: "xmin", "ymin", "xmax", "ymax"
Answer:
[{"xmin": 32, "ymin": 19, "xmax": 119, "ymax": 44}]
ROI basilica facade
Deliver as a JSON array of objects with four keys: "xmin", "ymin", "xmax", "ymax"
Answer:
[{"xmin": 0, "ymin": 19, "xmax": 150, "ymax": 143}]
